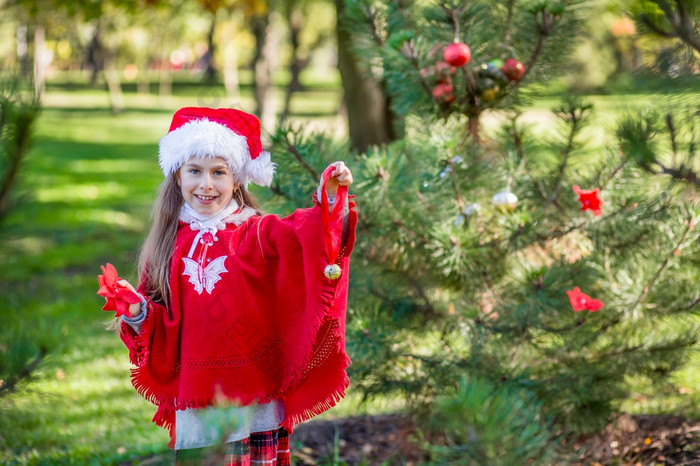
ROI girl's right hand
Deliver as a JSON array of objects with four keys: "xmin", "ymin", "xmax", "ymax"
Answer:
[{"xmin": 117, "ymin": 279, "xmax": 142, "ymax": 317}]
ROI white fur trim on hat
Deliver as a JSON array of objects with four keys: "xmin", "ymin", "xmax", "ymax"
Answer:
[
  {"xmin": 244, "ymin": 151, "xmax": 276, "ymax": 187},
  {"xmin": 158, "ymin": 119, "xmax": 249, "ymax": 178}
]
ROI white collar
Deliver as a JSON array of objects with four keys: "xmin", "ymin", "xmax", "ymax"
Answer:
[{"xmin": 179, "ymin": 199, "xmax": 257, "ymax": 231}]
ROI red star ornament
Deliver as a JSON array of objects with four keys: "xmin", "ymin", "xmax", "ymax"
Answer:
[
  {"xmin": 566, "ymin": 287, "xmax": 604, "ymax": 312},
  {"xmin": 97, "ymin": 263, "xmax": 141, "ymax": 318},
  {"xmin": 573, "ymin": 185, "xmax": 603, "ymax": 216}
]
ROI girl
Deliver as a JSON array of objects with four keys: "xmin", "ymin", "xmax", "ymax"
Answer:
[{"xmin": 102, "ymin": 107, "xmax": 356, "ymax": 464}]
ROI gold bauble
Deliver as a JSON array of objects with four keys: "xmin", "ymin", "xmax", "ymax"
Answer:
[
  {"xmin": 324, "ymin": 263, "xmax": 342, "ymax": 280},
  {"xmin": 481, "ymin": 87, "xmax": 498, "ymax": 102},
  {"xmin": 491, "ymin": 191, "xmax": 518, "ymax": 213}
]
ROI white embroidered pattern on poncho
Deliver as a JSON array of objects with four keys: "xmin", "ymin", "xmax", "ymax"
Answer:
[{"xmin": 182, "ymin": 256, "xmax": 228, "ymax": 295}]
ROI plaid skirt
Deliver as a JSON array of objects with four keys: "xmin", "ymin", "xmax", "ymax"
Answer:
[{"xmin": 175, "ymin": 427, "xmax": 291, "ymax": 466}]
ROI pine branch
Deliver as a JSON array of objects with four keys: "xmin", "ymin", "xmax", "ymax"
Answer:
[
  {"xmin": 519, "ymin": 27, "xmax": 547, "ymax": 85},
  {"xmin": 401, "ymin": 352, "xmax": 445, "ymax": 367},
  {"xmin": 461, "ymin": 66, "xmax": 480, "ymax": 121},
  {"xmin": 408, "ymin": 275, "xmax": 437, "ymax": 312},
  {"xmin": 541, "ymin": 331, "xmax": 696, "ymax": 370},
  {"xmin": 667, "ymin": 113, "xmax": 678, "ymax": 167},
  {"xmin": 362, "ymin": 3, "xmax": 386, "ymax": 48},
  {"xmin": 675, "ymin": 0, "xmax": 700, "ymax": 53},
  {"xmin": 392, "ymin": 217, "xmax": 430, "ymax": 245},
  {"xmin": 401, "ymin": 40, "xmax": 435, "ymax": 98},
  {"xmin": 639, "ymin": 0, "xmax": 700, "ymax": 53},
  {"xmin": 538, "ymin": 316, "xmax": 588, "ymax": 333},
  {"xmin": 268, "ymin": 182, "xmax": 292, "ymax": 200},
  {"xmin": 589, "ymin": 337, "xmax": 697, "ymax": 366},
  {"xmin": 624, "ymin": 112, "xmax": 700, "ymax": 187},
  {"xmin": 280, "ymin": 130, "xmax": 319, "ymax": 181},
  {"xmin": 630, "ymin": 212, "xmax": 695, "ymax": 315},
  {"xmin": 503, "ymin": 0, "xmax": 516, "ymax": 47},
  {"xmin": 508, "ymin": 117, "xmax": 526, "ymax": 164},
  {"xmin": 0, "ymin": 346, "xmax": 47, "ymax": 398},
  {"xmin": 549, "ymin": 99, "xmax": 591, "ymax": 202},
  {"xmin": 368, "ymin": 277, "xmax": 438, "ymax": 318},
  {"xmin": 652, "ymin": 163, "xmax": 700, "ymax": 187},
  {"xmin": 0, "ymin": 97, "xmax": 37, "ymax": 220},
  {"xmin": 668, "ymin": 295, "xmax": 700, "ymax": 314},
  {"xmin": 515, "ymin": 4, "xmax": 565, "ymax": 85},
  {"xmin": 639, "ymin": 13, "xmax": 675, "ymax": 37},
  {"xmin": 595, "ymin": 155, "xmax": 628, "ymax": 192},
  {"xmin": 447, "ymin": 157, "xmax": 465, "ymax": 207}
]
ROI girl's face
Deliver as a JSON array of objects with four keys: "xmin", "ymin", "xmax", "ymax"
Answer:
[{"xmin": 177, "ymin": 156, "xmax": 236, "ymax": 215}]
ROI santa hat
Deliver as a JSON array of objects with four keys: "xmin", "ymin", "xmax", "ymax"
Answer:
[{"xmin": 158, "ymin": 107, "xmax": 275, "ymax": 186}]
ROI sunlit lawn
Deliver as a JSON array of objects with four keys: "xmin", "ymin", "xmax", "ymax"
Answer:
[{"xmin": 1, "ymin": 77, "xmax": 698, "ymax": 464}]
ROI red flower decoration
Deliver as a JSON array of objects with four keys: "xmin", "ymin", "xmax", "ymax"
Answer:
[
  {"xmin": 573, "ymin": 185, "xmax": 603, "ymax": 216},
  {"xmin": 97, "ymin": 263, "xmax": 141, "ymax": 318},
  {"xmin": 566, "ymin": 287, "xmax": 604, "ymax": 312}
]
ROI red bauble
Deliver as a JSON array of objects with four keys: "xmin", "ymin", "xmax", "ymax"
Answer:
[
  {"xmin": 443, "ymin": 42, "xmax": 471, "ymax": 67},
  {"xmin": 434, "ymin": 60, "xmax": 457, "ymax": 76},
  {"xmin": 502, "ymin": 58, "xmax": 525, "ymax": 81},
  {"xmin": 432, "ymin": 82, "xmax": 455, "ymax": 102}
]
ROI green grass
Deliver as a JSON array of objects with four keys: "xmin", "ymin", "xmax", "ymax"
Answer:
[
  {"xmin": 1, "ymin": 78, "xmax": 698, "ymax": 464},
  {"xmin": 0, "ymin": 104, "xmax": 170, "ymax": 464}
]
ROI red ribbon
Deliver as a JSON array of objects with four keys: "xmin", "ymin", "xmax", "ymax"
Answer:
[{"xmin": 320, "ymin": 166, "xmax": 348, "ymax": 265}]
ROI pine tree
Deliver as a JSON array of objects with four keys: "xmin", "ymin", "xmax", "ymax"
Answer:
[
  {"xmin": 0, "ymin": 80, "xmax": 45, "ymax": 397},
  {"xmin": 265, "ymin": 0, "xmax": 700, "ymax": 461}
]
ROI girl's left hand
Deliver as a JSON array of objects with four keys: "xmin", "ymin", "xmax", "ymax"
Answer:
[{"xmin": 325, "ymin": 161, "xmax": 353, "ymax": 198}]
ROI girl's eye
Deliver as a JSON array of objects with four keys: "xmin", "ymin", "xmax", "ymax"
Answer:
[
  {"xmin": 214, "ymin": 170, "xmax": 226, "ymax": 176},
  {"xmin": 189, "ymin": 169, "xmax": 200, "ymax": 174}
]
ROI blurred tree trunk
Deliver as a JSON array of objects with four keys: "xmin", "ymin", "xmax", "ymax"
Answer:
[
  {"xmin": 223, "ymin": 42, "xmax": 240, "ymax": 105},
  {"xmin": 104, "ymin": 53, "xmax": 123, "ymax": 114},
  {"xmin": 279, "ymin": 4, "xmax": 329, "ymax": 122},
  {"xmin": 251, "ymin": 13, "xmax": 278, "ymax": 131},
  {"xmin": 137, "ymin": 39, "xmax": 150, "ymax": 95},
  {"xmin": 158, "ymin": 30, "xmax": 172, "ymax": 99},
  {"xmin": 86, "ymin": 24, "xmax": 103, "ymax": 87},
  {"xmin": 16, "ymin": 25, "xmax": 31, "ymax": 80},
  {"xmin": 33, "ymin": 26, "xmax": 45, "ymax": 102},
  {"xmin": 221, "ymin": 19, "xmax": 241, "ymax": 105},
  {"xmin": 335, "ymin": 0, "xmax": 398, "ymax": 151},
  {"xmin": 280, "ymin": 7, "xmax": 302, "ymax": 122},
  {"xmin": 205, "ymin": 13, "xmax": 218, "ymax": 82},
  {"xmin": 137, "ymin": 64, "xmax": 150, "ymax": 95}
]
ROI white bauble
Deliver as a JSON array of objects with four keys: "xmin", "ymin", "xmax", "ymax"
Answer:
[
  {"xmin": 491, "ymin": 191, "xmax": 518, "ymax": 213},
  {"xmin": 463, "ymin": 202, "xmax": 481, "ymax": 216}
]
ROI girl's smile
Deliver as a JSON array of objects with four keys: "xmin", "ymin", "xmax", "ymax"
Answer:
[{"xmin": 177, "ymin": 156, "xmax": 236, "ymax": 216}]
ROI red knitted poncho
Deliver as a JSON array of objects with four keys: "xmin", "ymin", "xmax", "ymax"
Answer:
[{"xmin": 120, "ymin": 198, "xmax": 357, "ymax": 447}]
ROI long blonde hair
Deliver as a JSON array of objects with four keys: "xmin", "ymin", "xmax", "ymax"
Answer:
[{"xmin": 138, "ymin": 172, "xmax": 262, "ymax": 308}]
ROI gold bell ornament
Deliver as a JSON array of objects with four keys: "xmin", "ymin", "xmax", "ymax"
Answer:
[{"xmin": 324, "ymin": 263, "xmax": 342, "ymax": 280}]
